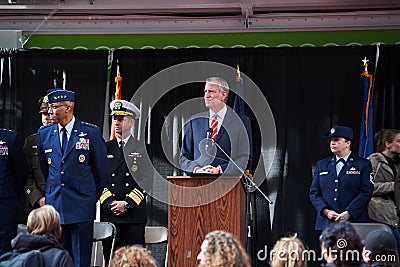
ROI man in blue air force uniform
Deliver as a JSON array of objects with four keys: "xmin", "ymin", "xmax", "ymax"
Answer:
[
  {"xmin": 0, "ymin": 128, "xmax": 29, "ymax": 254},
  {"xmin": 100, "ymin": 100, "xmax": 153, "ymax": 265},
  {"xmin": 309, "ymin": 126, "xmax": 373, "ymax": 231},
  {"xmin": 37, "ymin": 89, "xmax": 108, "ymax": 267}
]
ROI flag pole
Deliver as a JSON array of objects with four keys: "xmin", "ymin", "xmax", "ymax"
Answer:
[
  {"xmin": 358, "ymin": 57, "xmax": 374, "ymax": 158},
  {"xmin": 110, "ymin": 60, "xmax": 122, "ymax": 140}
]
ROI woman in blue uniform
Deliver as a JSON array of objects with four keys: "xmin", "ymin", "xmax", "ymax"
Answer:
[{"xmin": 309, "ymin": 125, "xmax": 373, "ymax": 230}]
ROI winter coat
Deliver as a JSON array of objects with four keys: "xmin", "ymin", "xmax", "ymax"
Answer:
[
  {"xmin": 367, "ymin": 152, "xmax": 399, "ymax": 227},
  {"xmin": 10, "ymin": 234, "xmax": 73, "ymax": 267}
]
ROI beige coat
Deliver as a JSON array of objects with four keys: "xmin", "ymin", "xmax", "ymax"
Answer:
[{"xmin": 367, "ymin": 152, "xmax": 399, "ymax": 227}]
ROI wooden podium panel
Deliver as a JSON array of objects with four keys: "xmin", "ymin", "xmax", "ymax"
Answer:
[{"xmin": 167, "ymin": 176, "xmax": 246, "ymax": 267}]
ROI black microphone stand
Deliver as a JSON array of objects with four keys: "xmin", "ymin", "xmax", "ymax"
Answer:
[
  {"xmin": 208, "ymin": 137, "xmax": 273, "ymax": 204},
  {"xmin": 207, "ymin": 136, "xmax": 272, "ymax": 263}
]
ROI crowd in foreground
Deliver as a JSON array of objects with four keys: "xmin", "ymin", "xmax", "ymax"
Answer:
[{"xmin": 0, "ymin": 205, "xmax": 399, "ymax": 267}]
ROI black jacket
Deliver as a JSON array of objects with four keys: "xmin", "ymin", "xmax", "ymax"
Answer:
[
  {"xmin": 11, "ymin": 234, "xmax": 73, "ymax": 267},
  {"xmin": 100, "ymin": 137, "xmax": 153, "ymax": 224}
]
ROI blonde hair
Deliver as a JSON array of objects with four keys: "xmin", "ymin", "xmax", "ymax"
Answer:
[
  {"xmin": 27, "ymin": 205, "xmax": 61, "ymax": 239},
  {"xmin": 270, "ymin": 234, "xmax": 307, "ymax": 267},
  {"xmin": 110, "ymin": 246, "xmax": 157, "ymax": 267},
  {"xmin": 198, "ymin": 230, "xmax": 250, "ymax": 267}
]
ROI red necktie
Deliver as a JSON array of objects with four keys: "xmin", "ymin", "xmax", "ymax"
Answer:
[{"xmin": 211, "ymin": 114, "xmax": 218, "ymax": 140}]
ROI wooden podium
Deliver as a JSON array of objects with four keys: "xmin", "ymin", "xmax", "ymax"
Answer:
[{"xmin": 167, "ymin": 175, "xmax": 246, "ymax": 267}]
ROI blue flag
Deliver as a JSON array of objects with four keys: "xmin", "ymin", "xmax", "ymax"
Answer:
[
  {"xmin": 358, "ymin": 72, "xmax": 374, "ymax": 158},
  {"xmin": 233, "ymin": 72, "xmax": 245, "ymax": 115},
  {"xmin": 233, "ymin": 67, "xmax": 254, "ymax": 174}
]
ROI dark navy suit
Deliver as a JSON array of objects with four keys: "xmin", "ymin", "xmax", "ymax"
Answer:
[
  {"xmin": 179, "ymin": 108, "xmax": 252, "ymax": 175},
  {"xmin": 37, "ymin": 119, "xmax": 108, "ymax": 266},
  {"xmin": 0, "ymin": 129, "xmax": 29, "ymax": 254},
  {"xmin": 309, "ymin": 152, "xmax": 373, "ymax": 230}
]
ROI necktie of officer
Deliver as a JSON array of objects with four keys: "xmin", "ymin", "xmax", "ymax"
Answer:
[
  {"xmin": 119, "ymin": 140, "xmax": 124, "ymax": 155},
  {"xmin": 336, "ymin": 158, "xmax": 345, "ymax": 175},
  {"xmin": 61, "ymin": 127, "xmax": 68, "ymax": 154},
  {"xmin": 211, "ymin": 114, "xmax": 218, "ymax": 140}
]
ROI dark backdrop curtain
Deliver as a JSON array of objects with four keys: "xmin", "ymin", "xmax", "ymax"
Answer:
[
  {"xmin": 373, "ymin": 45, "xmax": 400, "ymax": 132},
  {"xmin": 0, "ymin": 49, "xmax": 109, "ymax": 139},
  {"xmin": 109, "ymin": 45, "xmax": 400, "ymax": 266},
  {"xmin": 0, "ymin": 48, "xmax": 18, "ymax": 129},
  {"xmin": 1, "ymin": 45, "xmax": 399, "ymax": 266}
]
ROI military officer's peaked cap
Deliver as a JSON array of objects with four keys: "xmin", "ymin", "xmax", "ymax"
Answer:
[
  {"xmin": 38, "ymin": 95, "xmax": 49, "ymax": 114},
  {"xmin": 47, "ymin": 88, "xmax": 75, "ymax": 104},
  {"xmin": 110, "ymin": 100, "xmax": 140, "ymax": 119},
  {"xmin": 324, "ymin": 125, "xmax": 353, "ymax": 140}
]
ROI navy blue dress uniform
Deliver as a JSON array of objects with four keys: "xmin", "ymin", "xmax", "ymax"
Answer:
[
  {"xmin": 0, "ymin": 128, "xmax": 29, "ymax": 254},
  {"xmin": 100, "ymin": 100, "xmax": 153, "ymax": 262},
  {"xmin": 37, "ymin": 89, "xmax": 108, "ymax": 267},
  {"xmin": 309, "ymin": 126, "xmax": 373, "ymax": 230},
  {"xmin": 100, "ymin": 100, "xmax": 152, "ymax": 264}
]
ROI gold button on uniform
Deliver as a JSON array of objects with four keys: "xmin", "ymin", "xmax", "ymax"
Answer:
[
  {"xmin": 111, "ymin": 183, "xmax": 115, "ymax": 187},
  {"xmin": 112, "ymin": 173, "xmax": 115, "ymax": 177},
  {"xmin": 125, "ymin": 173, "xmax": 130, "ymax": 176},
  {"xmin": 126, "ymin": 183, "xmax": 129, "ymax": 187}
]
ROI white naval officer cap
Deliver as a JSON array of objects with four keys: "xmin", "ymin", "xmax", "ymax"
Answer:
[{"xmin": 110, "ymin": 100, "xmax": 140, "ymax": 119}]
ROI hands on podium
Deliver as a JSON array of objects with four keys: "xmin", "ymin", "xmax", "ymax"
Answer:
[{"xmin": 194, "ymin": 165, "xmax": 221, "ymax": 174}]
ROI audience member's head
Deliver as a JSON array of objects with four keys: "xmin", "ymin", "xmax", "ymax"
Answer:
[
  {"xmin": 197, "ymin": 230, "xmax": 250, "ymax": 267},
  {"xmin": 374, "ymin": 128, "xmax": 400, "ymax": 155},
  {"xmin": 27, "ymin": 204, "xmax": 62, "ymax": 240},
  {"xmin": 110, "ymin": 246, "xmax": 157, "ymax": 267},
  {"xmin": 363, "ymin": 229, "xmax": 398, "ymax": 266},
  {"xmin": 270, "ymin": 234, "xmax": 307, "ymax": 267},
  {"xmin": 319, "ymin": 220, "xmax": 363, "ymax": 266}
]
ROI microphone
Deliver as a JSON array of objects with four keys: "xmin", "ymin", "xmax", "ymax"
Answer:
[
  {"xmin": 205, "ymin": 128, "xmax": 213, "ymax": 150},
  {"xmin": 205, "ymin": 133, "xmax": 273, "ymax": 204},
  {"xmin": 206, "ymin": 128, "xmax": 213, "ymax": 140}
]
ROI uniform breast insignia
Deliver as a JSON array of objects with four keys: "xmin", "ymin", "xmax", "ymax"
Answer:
[
  {"xmin": 75, "ymin": 138, "xmax": 90, "ymax": 150},
  {"xmin": 0, "ymin": 143, "xmax": 8, "ymax": 156},
  {"xmin": 107, "ymin": 154, "xmax": 114, "ymax": 159},
  {"xmin": 45, "ymin": 148, "xmax": 53, "ymax": 153},
  {"xmin": 47, "ymin": 158, "xmax": 52, "ymax": 165},
  {"xmin": 131, "ymin": 165, "xmax": 138, "ymax": 172},
  {"xmin": 128, "ymin": 152, "xmax": 142, "ymax": 158},
  {"xmin": 31, "ymin": 145, "xmax": 37, "ymax": 149},
  {"xmin": 346, "ymin": 167, "xmax": 360, "ymax": 175},
  {"xmin": 78, "ymin": 154, "xmax": 85, "ymax": 163},
  {"xmin": 319, "ymin": 171, "xmax": 328, "ymax": 175},
  {"xmin": 78, "ymin": 132, "xmax": 88, "ymax": 137}
]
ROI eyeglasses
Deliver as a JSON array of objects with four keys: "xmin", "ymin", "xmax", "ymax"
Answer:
[{"xmin": 48, "ymin": 104, "xmax": 66, "ymax": 110}]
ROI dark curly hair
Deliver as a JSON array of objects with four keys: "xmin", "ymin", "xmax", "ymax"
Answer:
[{"xmin": 319, "ymin": 221, "xmax": 363, "ymax": 266}]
